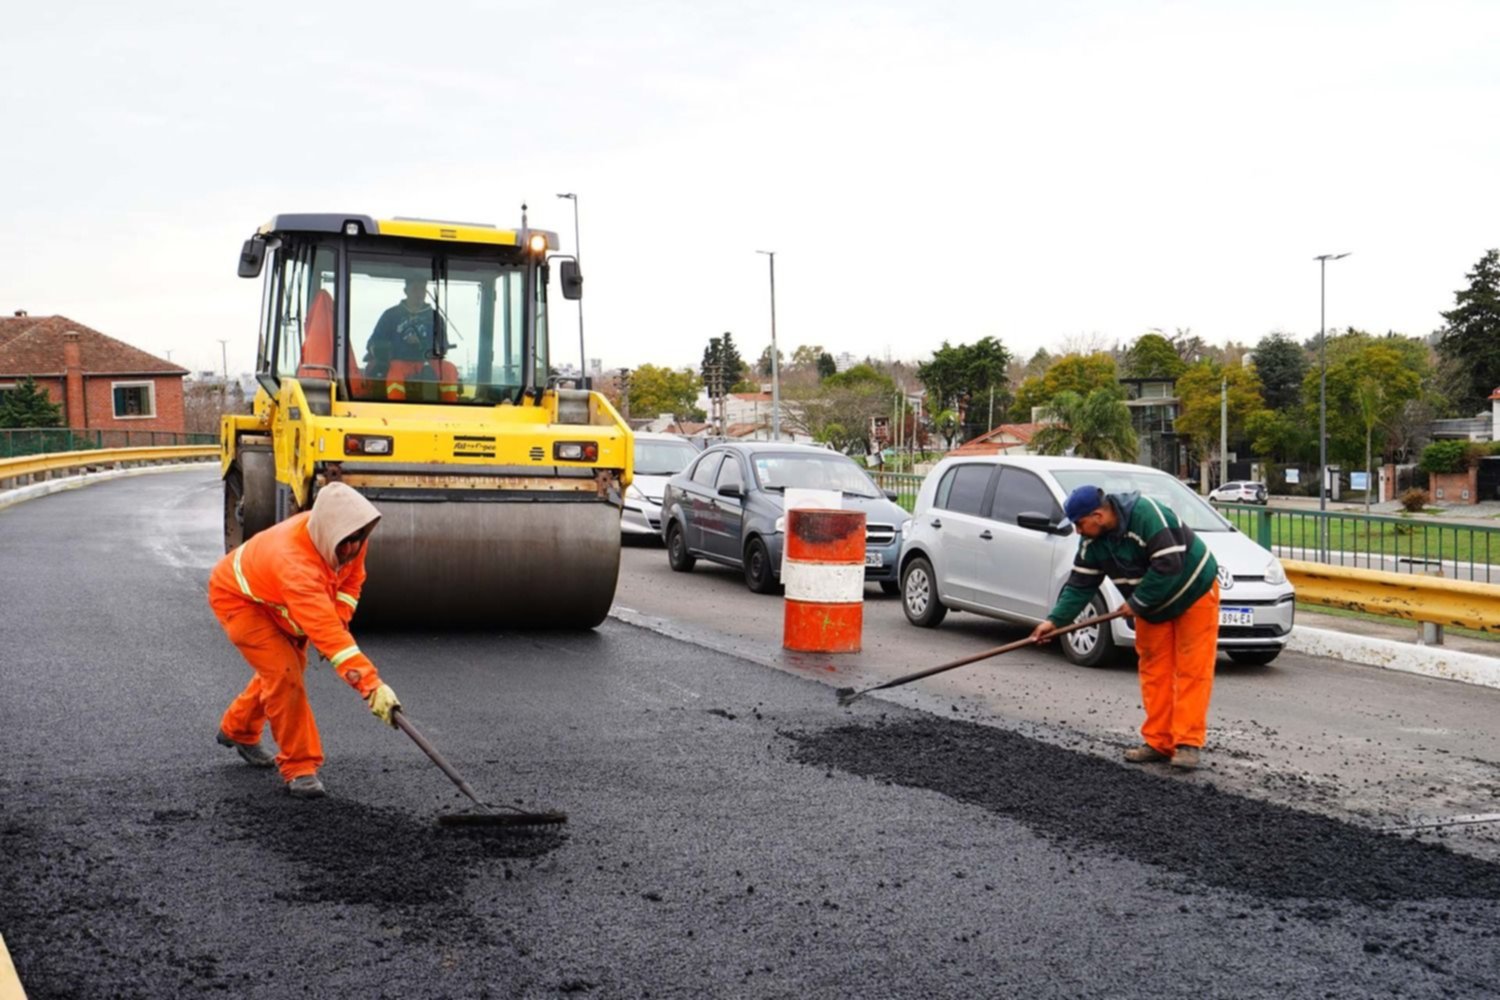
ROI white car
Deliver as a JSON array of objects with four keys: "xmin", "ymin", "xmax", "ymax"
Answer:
[
  {"xmin": 1208, "ymin": 480, "xmax": 1268, "ymax": 504},
  {"xmin": 623, "ymin": 433, "xmax": 702, "ymax": 537},
  {"xmin": 897, "ymin": 455, "xmax": 1294, "ymax": 667}
]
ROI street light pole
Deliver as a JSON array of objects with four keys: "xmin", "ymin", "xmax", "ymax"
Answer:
[
  {"xmin": 755, "ymin": 250, "xmax": 780, "ymax": 440},
  {"xmin": 1314, "ymin": 252, "xmax": 1350, "ymax": 517},
  {"xmin": 556, "ymin": 193, "xmax": 586, "ymax": 386},
  {"xmin": 1219, "ymin": 375, "xmax": 1228, "ymax": 488}
]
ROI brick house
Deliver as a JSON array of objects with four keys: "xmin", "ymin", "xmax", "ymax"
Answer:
[{"xmin": 0, "ymin": 313, "xmax": 188, "ymax": 434}]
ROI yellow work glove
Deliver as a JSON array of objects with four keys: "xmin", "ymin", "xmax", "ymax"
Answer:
[{"xmin": 365, "ymin": 683, "xmax": 401, "ymax": 727}]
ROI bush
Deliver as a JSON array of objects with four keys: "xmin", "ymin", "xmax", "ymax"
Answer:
[
  {"xmin": 1399, "ymin": 488, "xmax": 1429, "ymax": 512},
  {"xmin": 1419, "ymin": 440, "xmax": 1467, "ymax": 474}
]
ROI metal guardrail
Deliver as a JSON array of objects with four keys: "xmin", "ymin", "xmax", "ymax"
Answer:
[
  {"xmin": 1216, "ymin": 502, "xmax": 1500, "ymax": 585},
  {"xmin": 0, "ymin": 445, "xmax": 219, "ymax": 488},
  {"xmin": 1284, "ymin": 558, "xmax": 1500, "ymax": 635},
  {"xmin": 0, "ymin": 428, "xmax": 217, "ymax": 458}
]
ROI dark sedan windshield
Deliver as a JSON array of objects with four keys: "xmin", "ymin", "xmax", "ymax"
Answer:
[{"xmin": 750, "ymin": 452, "xmax": 879, "ymax": 498}]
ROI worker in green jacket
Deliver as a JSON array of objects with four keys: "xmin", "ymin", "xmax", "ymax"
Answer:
[{"xmin": 1031, "ymin": 485, "xmax": 1221, "ymax": 769}]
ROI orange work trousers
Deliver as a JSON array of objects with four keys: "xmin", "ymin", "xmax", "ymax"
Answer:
[
  {"xmin": 1133, "ymin": 580, "xmax": 1220, "ymax": 754},
  {"xmin": 217, "ymin": 605, "xmax": 324, "ymax": 781}
]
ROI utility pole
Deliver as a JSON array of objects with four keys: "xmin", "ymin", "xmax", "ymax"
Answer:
[
  {"xmin": 988, "ymin": 385, "xmax": 995, "ymax": 434},
  {"xmin": 1315, "ymin": 252, "xmax": 1351, "ymax": 560},
  {"xmin": 1219, "ymin": 375, "xmax": 1228, "ymax": 489},
  {"xmin": 217, "ymin": 339, "xmax": 229, "ymax": 407},
  {"xmin": 617, "ymin": 368, "xmax": 631, "ymax": 421},
  {"xmin": 755, "ymin": 250, "xmax": 780, "ymax": 440}
]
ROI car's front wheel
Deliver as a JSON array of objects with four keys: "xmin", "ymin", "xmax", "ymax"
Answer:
[
  {"xmin": 666, "ymin": 522, "xmax": 695, "ymax": 572},
  {"xmin": 1060, "ymin": 593, "xmax": 1116, "ymax": 667},
  {"xmin": 744, "ymin": 537, "xmax": 778, "ymax": 594},
  {"xmin": 1229, "ymin": 649, "xmax": 1280, "ymax": 666},
  {"xmin": 901, "ymin": 556, "xmax": 947, "ymax": 627}
]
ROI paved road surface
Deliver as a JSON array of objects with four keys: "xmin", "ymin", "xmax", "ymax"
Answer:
[{"xmin": 3, "ymin": 470, "xmax": 1499, "ymax": 998}]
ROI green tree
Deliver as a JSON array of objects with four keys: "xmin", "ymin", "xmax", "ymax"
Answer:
[
  {"xmin": 915, "ymin": 336, "xmax": 1013, "ymax": 438},
  {"xmin": 701, "ymin": 331, "xmax": 749, "ymax": 393},
  {"xmin": 1246, "ymin": 409, "xmax": 1313, "ymax": 464},
  {"xmin": 816, "ymin": 353, "xmax": 837, "ymax": 380},
  {"xmin": 755, "ymin": 345, "xmax": 784, "ymax": 378},
  {"xmin": 790, "ymin": 345, "xmax": 825, "ymax": 370},
  {"xmin": 1174, "ymin": 362, "xmax": 1266, "ymax": 485},
  {"xmin": 1122, "ymin": 332, "xmax": 1187, "ymax": 380},
  {"xmin": 1030, "ymin": 389, "xmax": 1138, "ymax": 461},
  {"xmin": 1437, "ymin": 248, "xmax": 1500, "ymax": 413},
  {"xmin": 1250, "ymin": 332, "xmax": 1308, "ymax": 412},
  {"xmin": 932, "ymin": 408, "xmax": 960, "ymax": 450},
  {"xmin": 1010, "ymin": 352, "xmax": 1118, "ymax": 421},
  {"xmin": 785, "ymin": 364, "xmax": 896, "ymax": 455},
  {"xmin": 1299, "ymin": 332, "xmax": 1425, "ymax": 467},
  {"xmin": 0, "ymin": 376, "xmax": 64, "ymax": 428},
  {"xmin": 627, "ymin": 364, "xmax": 702, "ymax": 421}
]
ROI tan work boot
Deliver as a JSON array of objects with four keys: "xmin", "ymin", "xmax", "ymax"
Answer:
[
  {"xmin": 1171, "ymin": 746, "xmax": 1201, "ymax": 770},
  {"xmin": 286, "ymin": 774, "xmax": 327, "ymax": 799},
  {"xmin": 217, "ymin": 729, "xmax": 275, "ymax": 769},
  {"xmin": 1123, "ymin": 744, "xmax": 1171, "ymax": 764}
]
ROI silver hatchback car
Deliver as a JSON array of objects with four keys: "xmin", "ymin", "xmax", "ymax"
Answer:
[{"xmin": 898, "ymin": 456, "xmax": 1295, "ymax": 666}]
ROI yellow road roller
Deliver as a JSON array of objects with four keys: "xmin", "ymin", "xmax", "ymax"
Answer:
[{"xmin": 220, "ymin": 212, "xmax": 632, "ymax": 627}]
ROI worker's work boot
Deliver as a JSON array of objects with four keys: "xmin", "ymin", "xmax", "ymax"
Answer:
[
  {"xmin": 1122, "ymin": 744, "xmax": 1172, "ymax": 764},
  {"xmin": 217, "ymin": 730, "xmax": 275, "ymax": 769},
  {"xmin": 286, "ymin": 774, "xmax": 326, "ymax": 799},
  {"xmin": 1171, "ymin": 746, "xmax": 1201, "ymax": 770}
]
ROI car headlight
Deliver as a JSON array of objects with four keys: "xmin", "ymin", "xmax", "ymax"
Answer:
[
  {"xmin": 899, "ymin": 518, "xmax": 913, "ymax": 535},
  {"xmin": 1263, "ymin": 557, "xmax": 1287, "ymax": 586},
  {"xmin": 774, "ymin": 516, "xmax": 786, "ymax": 533}
]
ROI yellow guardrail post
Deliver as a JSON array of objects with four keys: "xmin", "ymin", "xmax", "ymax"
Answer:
[{"xmin": 1283, "ymin": 558, "xmax": 1500, "ymax": 638}]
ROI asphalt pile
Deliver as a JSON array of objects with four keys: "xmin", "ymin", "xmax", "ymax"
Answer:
[{"xmin": 789, "ymin": 716, "xmax": 1500, "ymax": 903}]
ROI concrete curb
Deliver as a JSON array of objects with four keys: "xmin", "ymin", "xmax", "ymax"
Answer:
[
  {"xmin": 1286, "ymin": 626, "xmax": 1500, "ymax": 690},
  {"xmin": 0, "ymin": 931, "xmax": 27, "ymax": 1000},
  {"xmin": 0, "ymin": 461, "xmax": 215, "ymax": 512}
]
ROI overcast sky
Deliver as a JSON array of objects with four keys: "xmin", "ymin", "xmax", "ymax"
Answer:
[{"xmin": 3, "ymin": 1, "xmax": 1497, "ymax": 380}]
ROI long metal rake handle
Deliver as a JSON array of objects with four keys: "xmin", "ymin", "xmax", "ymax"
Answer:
[
  {"xmin": 836, "ymin": 608, "xmax": 1128, "ymax": 706},
  {"xmin": 392, "ymin": 709, "xmax": 490, "ymax": 810}
]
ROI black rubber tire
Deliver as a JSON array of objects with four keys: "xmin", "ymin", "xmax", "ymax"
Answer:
[
  {"xmin": 879, "ymin": 579, "xmax": 901, "ymax": 596},
  {"xmin": 1060, "ymin": 592, "xmax": 1117, "ymax": 668},
  {"xmin": 223, "ymin": 448, "xmax": 275, "ymax": 552},
  {"xmin": 901, "ymin": 555, "xmax": 947, "ymax": 628},
  {"xmin": 1228, "ymin": 649, "xmax": 1280, "ymax": 666},
  {"xmin": 744, "ymin": 537, "xmax": 778, "ymax": 594},
  {"xmin": 666, "ymin": 521, "xmax": 695, "ymax": 572}
]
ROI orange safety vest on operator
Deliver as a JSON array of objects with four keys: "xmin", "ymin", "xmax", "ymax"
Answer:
[
  {"xmin": 385, "ymin": 358, "xmax": 459, "ymax": 402},
  {"xmin": 207, "ymin": 512, "xmax": 381, "ymax": 697}
]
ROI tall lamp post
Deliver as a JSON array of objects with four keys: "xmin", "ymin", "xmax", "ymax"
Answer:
[
  {"xmin": 1314, "ymin": 252, "xmax": 1350, "ymax": 516},
  {"xmin": 755, "ymin": 249, "xmax": 781, "ymax": 440},
  {"xmin": 555, "ymin": 193, "xmax": 586, "ymax": 385}
]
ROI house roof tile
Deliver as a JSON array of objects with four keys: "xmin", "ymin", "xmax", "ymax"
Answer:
[{"xmin": 0, "ymin": 315, "xmax": 187, "ymax": 378}]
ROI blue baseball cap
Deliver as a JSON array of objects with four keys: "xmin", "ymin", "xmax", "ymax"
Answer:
[{"xmin": 1062, "ymin": 485, "xmax": 1105, "ymax": 525}]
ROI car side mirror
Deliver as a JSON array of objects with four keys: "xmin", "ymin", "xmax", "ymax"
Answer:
[
  {"xmin": 883, "ymin": 489, "xmax": 898, "ymax": 501},
  {"xmin": 559, "ymin": 259, "xmax": 583, "ymax": 301},
  {"xmin": 1017, "ymin": 510, "xmax": 1072, "ymax": 536},
  {"xmin": 237, "ymin": 237, "xmax": 265, "ymax": 278},
  {"xmin": 717, "ymin": 483, "xmax": 743, "ymax": 499}
]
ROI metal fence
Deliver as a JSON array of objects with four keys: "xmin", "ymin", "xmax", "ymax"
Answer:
[
  {"xmin": 1215, "ymin": 502, "xmax": 1500, "ymax": 585},
  {"xmin": 869, "ymin": 471, "xmax": 924, "ymax": 511},
  {"xmin": 0, "ymin": 429, "xmax": 218, "ymax": 458}
]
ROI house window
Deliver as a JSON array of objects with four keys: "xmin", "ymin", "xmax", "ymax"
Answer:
[{"xmin": 112, "ymin": 382, "xmax": 156, "ymax": 418}]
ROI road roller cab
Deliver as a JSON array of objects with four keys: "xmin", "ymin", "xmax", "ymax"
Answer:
[{"xmin": 220, "ymin": 212, "xmax": 632, "ymax": 628}]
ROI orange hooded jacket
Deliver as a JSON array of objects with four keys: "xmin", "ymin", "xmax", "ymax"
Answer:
[{"xmin": 208, "ymin": 482, "xmax": 383, "ymax": 697}]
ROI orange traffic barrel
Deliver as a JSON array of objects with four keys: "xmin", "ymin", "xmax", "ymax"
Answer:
[{"xmin": 782, "ymin": 508, "xmax": 867, "ymax": 653}]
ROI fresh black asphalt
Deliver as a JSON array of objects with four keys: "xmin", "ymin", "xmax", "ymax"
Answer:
[{"xmin": 2, "ymin": 471, "xmax": 1498, "ymax": 998}]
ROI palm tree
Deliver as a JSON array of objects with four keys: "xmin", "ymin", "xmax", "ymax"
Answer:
[{"xmin": 1031, "ymin": 389, "xmax": 1138, "ymax": 462}]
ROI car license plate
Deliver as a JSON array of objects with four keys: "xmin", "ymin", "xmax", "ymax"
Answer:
[
  {"xmin": 1220, "ymin": 607, "xmax": 1254, "ymax": 627},
  {"xmin": 865, "ymin": 551, "xmax": 883, "ymax": 567}
]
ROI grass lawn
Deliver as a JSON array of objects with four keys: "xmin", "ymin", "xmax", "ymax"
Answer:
[{"xmin": 1220, "ymin": 507, "xmax": 1500, "ymax": 568}]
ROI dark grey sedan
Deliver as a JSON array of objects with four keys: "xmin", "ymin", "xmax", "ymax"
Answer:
[{"xmin": 660, "ymin": 442, "xmax": 909, "ymax": 594}]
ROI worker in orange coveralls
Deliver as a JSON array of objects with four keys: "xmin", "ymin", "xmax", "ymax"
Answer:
[{"xmin": 210, "ymin": 482, "xmax": 401, "ymax": 798}]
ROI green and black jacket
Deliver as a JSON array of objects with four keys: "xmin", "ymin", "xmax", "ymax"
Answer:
[{"xmin": 1047, "ymin": 491, "xmax": 1218, "ymax": 626}]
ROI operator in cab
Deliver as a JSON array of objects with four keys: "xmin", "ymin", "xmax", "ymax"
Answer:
[
  {"xmin": 365, "ymin": 274, "xmax": 459, "ymax": 401},
  {"xmin": 1030, "ymin": 485, "xmax": 1220, "ymax": 770},
  {"xmin": 209, "ymin": 482, "xmax": 402, "ymax": 798}
]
